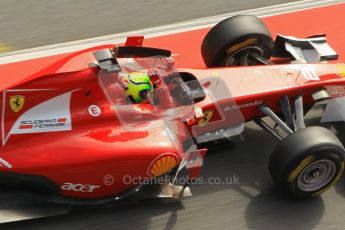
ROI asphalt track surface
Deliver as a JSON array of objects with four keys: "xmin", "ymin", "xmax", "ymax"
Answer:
[
  {"xmin": 0, "ymin": 0, "xmax": 301, "ymax": 50},
  {"xmin": 2, "ymin": 1, "xmax": 345, "ymax": 230}
]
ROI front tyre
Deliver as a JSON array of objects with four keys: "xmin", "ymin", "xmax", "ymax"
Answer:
[
  {"xmin": 269, "ymin": 126, "xmax": 345, "ymax": 199},
  {"xmin": 201, "ymin": 15, "xmax": 274, "ymax": 67}
]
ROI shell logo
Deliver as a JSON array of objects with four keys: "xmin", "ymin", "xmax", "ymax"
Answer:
[
  {"xmin": 147, "ymin": 153, "xmax": 179, "ymax": 177},
  {"xmin": 335, "ymin": 63, "xmax": 345, "ymax": 78}
]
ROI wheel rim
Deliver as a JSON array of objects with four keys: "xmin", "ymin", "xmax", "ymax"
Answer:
[
  {"xmin": 297, "ymin": 159, "xmax": 337, "ymax": 192},
  {"xmin": 225, "ymin": 46, "xmax": 264, "ymax": 66}
]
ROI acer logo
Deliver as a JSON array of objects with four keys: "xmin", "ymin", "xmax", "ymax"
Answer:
[{"xmin": 61, "ymin": 182, "xmax": 100, "ymax": 193}]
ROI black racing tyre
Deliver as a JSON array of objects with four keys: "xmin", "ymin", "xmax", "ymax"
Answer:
[
  {"xmin": 201, "ymin": 15, "xmax": 274, "ymax": 67},
  {"xmin": 269, "ymin": 126, "xmax": 345, "ymax": 199}
]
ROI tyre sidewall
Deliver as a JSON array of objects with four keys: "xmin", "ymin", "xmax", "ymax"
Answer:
[
  {"xmin": 217, "ymin": 35, "xmax": 272, "ymax": 66},
  {"xmin": 269, "ymin": 126, "xmax": 345, "ymax": 198},
  {"xmin": 281, "ymin": 146, "xmax": 344, "ymax": 198},
  {"xmin": 201, "ymin": 15, "xmax": 274, "ymax": 67}
]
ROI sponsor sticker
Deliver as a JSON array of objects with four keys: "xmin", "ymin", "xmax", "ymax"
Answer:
[
  {"xmin": 2, "ymin": 91, "xmax": 73, "ymax": 145},
  {"xmin": 88, "ymin": 105, "xmax": 102, "ymax": 117},
  {"xmin": 223, "ymin": 100, "xmax": 263, "ymax": 111},
  {"xmin": 327, "ymin": 86, "xmax": 345, "ymax": 97},
  {"xmin": 61, "ymin": 182, "xmax": 100, "ymax": 193},
  {"xmin": 198, "ymin": 110, "xmax": 213, "ymax": 126},
  {"xmin": 9, "ymin": 95, "xmax": 25, "ymax": 112},
  {"xmin": 301, "ymin": 67, "xmax": 320, "ymax": 81},
  {"xmin": 18, "ymin": 118, "xmax": 67, "ymax": 130},
  {"xmin": 147, "ymin": 153, "xmax": 179, "ymax": 177}
]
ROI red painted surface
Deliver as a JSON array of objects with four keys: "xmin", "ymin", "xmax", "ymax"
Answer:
[{"xmin": 0, "ymin": 3, "xmax": 345, "ymax": 200}]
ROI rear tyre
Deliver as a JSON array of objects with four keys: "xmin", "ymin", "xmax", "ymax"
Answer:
[
  {"xmin": 269, "ymin": 126, "xmax": 345, "ymax": 199},
  {"xmin": 201, "ymin": 15, "xmax": 274, "ymax": 67}
]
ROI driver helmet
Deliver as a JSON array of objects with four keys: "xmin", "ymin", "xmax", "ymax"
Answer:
[{"xmin": 122, "ymin": 72, "xmax": 153, "ymax": 103}]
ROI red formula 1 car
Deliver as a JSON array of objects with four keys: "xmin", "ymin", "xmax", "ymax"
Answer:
[{"xmin": 1, "ymin": 15, "xmax": 345, "ymax": 204}]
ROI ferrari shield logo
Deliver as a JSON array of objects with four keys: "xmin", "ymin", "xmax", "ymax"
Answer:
[
  {"xmin": 9, "ymin": 95, "xmax": 25, "ymax": 112},
  {"xmin": 199, "ymin": 110, "xmax": 213, "ymax": 126}
]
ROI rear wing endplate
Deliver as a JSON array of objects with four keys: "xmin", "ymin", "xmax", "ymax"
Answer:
[{"xmin": 273, "ymin": 34, "xmax": 338, "ymax": 62}]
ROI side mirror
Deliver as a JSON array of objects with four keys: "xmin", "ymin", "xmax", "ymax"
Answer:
[{"xmin": 93, "ymin": 49, "xmax": 121, "ymax": 72}]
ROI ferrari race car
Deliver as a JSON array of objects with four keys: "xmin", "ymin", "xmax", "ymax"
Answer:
[{"xmin": 1, "ymin": 15, "xmax": 345, "ymax": 204}]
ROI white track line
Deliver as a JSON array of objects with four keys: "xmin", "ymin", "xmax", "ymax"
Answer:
[{"xmin": 0, "ymin": 0, "xmax": 343, "ymax": 64}]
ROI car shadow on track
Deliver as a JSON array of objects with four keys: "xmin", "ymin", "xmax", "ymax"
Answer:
[
  {"xmin": 244, "ymin": 187, "xmax": 324, "ymax": 230},
  {"xmin": 234, "ymin": 121, "xmax": 325, "ymax": 230},
  {"xmin": 329, "ymin": 121, "xmax": 345, "ymax": 200},
  {"xmin": 0, "ymin": 198, "xmax": 185, "ymax": 230},
  {"xmin": 242, "ymin": 107, "xmax": 343, "ymax": 230}
]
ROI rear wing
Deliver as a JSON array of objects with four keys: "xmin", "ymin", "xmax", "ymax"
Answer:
[{"xmin": 273, "ymin": 34, "xmax": 338, "ymax": 62}]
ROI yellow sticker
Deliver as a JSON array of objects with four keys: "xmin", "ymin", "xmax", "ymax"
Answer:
[
  {"xmin": 288, "ymin": 155, "xmax": 315, "ymax": 183},
  {"xmin": 10, "ymin": 95, "xmax": 25, "ymax": 112},
  {"xmin": 335, "ymin": 63, "xmax": 345, "ymax": 78},
  {"xmin": 199, "ymin": 110, "xmax": 213, "ymax": 126},
  {"xmin": 226, "ymin": 38, "xmax": 258, "ymax": 55}
]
